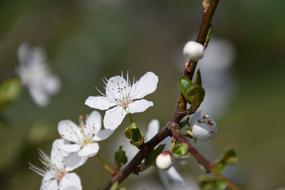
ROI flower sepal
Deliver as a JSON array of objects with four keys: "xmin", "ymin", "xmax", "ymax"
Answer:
[{"xmin": 124, "ymin": 123, "xmax": 144, "ymax": 148}]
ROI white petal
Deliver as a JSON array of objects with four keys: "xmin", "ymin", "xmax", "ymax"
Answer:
[
  {"xmin": 18, "ymin": 43, "xmax": 32, "ymax": 66},
  {"xmin": 59, "ymin": 173, "xmax": 82, "ymax": 190},
  {"xmin": 146, "ymin": 119, "xmax": 160, "ymax": 141},
  {"xmin": 85, "ymin": 96, "xmax": 115, "ymax": 110},
  {"xmin": 93, "ymin": 129, "xmax": 113, "ymax": 141},
  {"xmin": 58, "ymin": 120, "xmax": 82, "ymax": 143},
  {"xmin": 105, "ymin": 75, "xmax": 130, "ymax": 101},
  {"xmin": 29, "ymin": 85, "xmax": 49, "ymax": 107},
  {"xmin": 166, "ymin": 166, "xmax": 185, "ymax": 184},
  {"xmin": 64, "ymin": 152, "xmax": 88, "ymax": 171},
  {"xmin": 78, "ymin": 143, "xmax": 99, "ymax": 157},
  {"xmin": 103, "ymin": 106, "xmax": 126, "ymax": 130},
  {"xmin": 190, "ymin": 110, "xmax": 203, "ymax": 127},
  {"xmin": 85, "ymin": 111, "xmax": 102, "ymax": 135},
  {"xmin": 53, "ymin": 140, "xmax": 87, "ymax": 171},
  {"xmin": 51, "ymin": 140, "xmax": 65, "ymax": 169},
  {"xmin": 130, "ymin": 72, "xmax": 158, "ymax": 99},
  {"xmin": 40, "ymin": 172, "xmax": 58, "ymax": 190},
  {"xmin": 127, "ymin": 99, "xmax": 153, "ymax": 114},
  {"xmin": 55, "ymin": 139, "xmax": 81, "ymax": 153},
  {"xmin": 43, "ymin": 74, "xmax": 61, "ymax": 95}
]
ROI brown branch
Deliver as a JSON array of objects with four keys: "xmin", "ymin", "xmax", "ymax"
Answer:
[{"xmin": 101, "ymin": 0, "xmax": 224, "ymax": 189}]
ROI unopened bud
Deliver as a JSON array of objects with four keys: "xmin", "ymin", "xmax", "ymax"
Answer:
[
  {"xmin": 183, "ymin": 41, "xmax": 204, "ymax": 61},
  {"xmin": 156, "ymin": 151, "xmax": 172, "ymax": 170},
  {"xmin": 191, "ymin": 114, "xmax": 218, "ymax": 141}
]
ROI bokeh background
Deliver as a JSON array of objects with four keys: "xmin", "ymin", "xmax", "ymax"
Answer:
[{"xmin": 0, "ymin": 0, "xmax": 285, "ymax": 190}]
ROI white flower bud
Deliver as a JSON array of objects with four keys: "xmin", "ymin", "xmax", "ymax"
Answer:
[
  {"xmin": 156, "ymin": 151, "xmax": 172, "ymax": 170},
  {"xmin": 191, "ymin": 114, "xmax": 217, "ymax": 141},
  {"xmin": 183, "ymin": 41, "xmax": 204, "ymax": 61}
]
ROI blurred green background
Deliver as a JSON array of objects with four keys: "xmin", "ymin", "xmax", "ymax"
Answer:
[{"xmin": 0, "ymin": 0, "xmax": 285, "ymax": 189}]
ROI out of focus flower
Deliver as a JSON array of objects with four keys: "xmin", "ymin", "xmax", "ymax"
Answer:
[
  {"xmin": 190, "ymin": 111, "xmax": 218, "ymax": 141},
  {"xmin": 183, "ymin": 41, "xmax": 204, "ymax": 61},
  {"xmin": 30, "ymin": 140, "xmax": 84, "ymax": 190},
  {"xmin": 85, "ymin": 72, "xmax": 158, "ymax": 130},
  {"xmin": 57, "ymin": 111, "xmax": 113, "ymax": 157},
  {"xmin": 17, "ymin": 43, "xmax": 61, "ymax": 106}
]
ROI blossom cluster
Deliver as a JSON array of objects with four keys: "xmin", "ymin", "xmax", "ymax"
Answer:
[{"xmin": 29, "ymin": 40, "xmax": 218, "ymax": 190}]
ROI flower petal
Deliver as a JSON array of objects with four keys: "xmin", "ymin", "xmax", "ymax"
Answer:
[
  {"xmin": 78, "ymin": 143, "xmax": 99, "ymax": 157},
  {"xmin": 53, "ymin": 139, "xmax": 87, "ymax": 170},
  {"xmin": 93, "ymin": 129, "xmax": 113, "ymax": 141},
  {"xmin": 58, "ymin": 120, "xmax": 82, "ymax": 143},
  {"xmin": 59, "ymin": 173, "xmax": 82, "ymax": 190},
  {"xmin": 105, "ymin": 75, "xmax": 130, "ymax": 101},
  {"xmin": 130, "ymin": 72, "xmax": 158, "ymax": 99},
  {"xmin": 29, "ymin": 85, "xmax": 49, "ymax": 107},
  {"xmin": 64, "ymin": 152, "xmax": 88, "ymax": 171},
  {"xmin": 85, "ymin": 111, "xmax": 102, "ymax": 135},
  {"xmin": 127, "ymin": 99, "xmax": 153, "ymax": 114},
  {"xmin": 43, "ymin": 74, "xmax": 61, "ymax": 95},
  {"xmin": 40, "ymin": 172, "xmax": 58, "ymax": 190},
  {"xmin": 166, "ymin": 166, "xmax": 185, "ymax": 184},
  {"xmin": 103, "ymin": 106, "xmax": 127, "ymax": 130},
  {"xmin": 146, "ymin": 119, "xmax": 160, "ymax": 141},
  {"xmin": 85, "ymin": 96, "xmax": 115, "ymax": 110},
  {"xmin": 54, "ymin": 139, "xmax": 81, "ymax": 153}
]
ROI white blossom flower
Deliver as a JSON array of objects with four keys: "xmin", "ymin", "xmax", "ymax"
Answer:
[
  {"xmin": 17, "ymin": 42, "xmax": 61, "ymax": 107},
  {"xmin": 30, "ymin": 140, "xmax": 84, "ymax": 190},
  {"xmin": 85, "ymin": 72, "xmax": 158, "ymax": 130},
  {"xmin": 183, "ymin": 41, "xmax": 204, "ymax": 61},
  {"xmin": 190, "ymin": 111, "xmax": 218, "ymax": 141},
  {"xmin": 57, "ymin": 111, "xmax": 113, "ymax": 157}
]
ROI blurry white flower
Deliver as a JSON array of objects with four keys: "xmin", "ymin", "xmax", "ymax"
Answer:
[
  {"xmin": 17, "ymin": 43, "xmax": 61, "ymax": 107},
  {"xmin": 183, "ymin": 41, "xmax": 204, "ymax": 61},
  {"xmin": 197, "ymin": 38, "xmax": 236, "ymax": 117},
  {"xmin": 30, "ymin": 140, "xmax": 84, "ymax": 190},
  {"xmin": 156, "ymin": 151, "xmax": 173, "ymax": 170},
  {"xmin": 190, "ymin": 111, "xmax": 217, "ymax": 141},
  {"xmin": 57, "ymin": 111, "xmax": 113, "ymax": 157},
  {"xmin": 85, "ymin": 72, "xmax": 158, "ymax": 130}
]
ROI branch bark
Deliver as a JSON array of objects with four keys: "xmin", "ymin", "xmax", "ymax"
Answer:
[{"xmin": 100, "ymin": 0, "xmax": 239, "ymax": 189}]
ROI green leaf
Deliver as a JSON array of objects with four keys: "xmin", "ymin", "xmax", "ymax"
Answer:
[
  {"xmin": 124, "ymin": 123, "xmax": 144, "ymax": 147},
  {"xmin": 115, "ymin": 146, "xmax": 128, "ymax": 167},
  {"xmin": 179, "ymin": 117, "xmax": 190, "ymax": 128},
  {"xmin": 144, "ymin": 144, "xmax": 165, "ymax": 167},
  {"xmin": 214, "ymin": 148, "xmax": 238, "ymax": 172},
  {"xmin": 199, "ymin": 176, "xmax": 227, "ymax": 190},
  {"xmin": 172, "ymin": 143, "xmax": 189, "ymax": 157},
  {"xmin": 0, "ymin": 78, "xmax": 21, "ymax": 110},
  {"xmin": 178, "ymin": 77, "xmax": 205, "ymax": 109},
  {"xmin": 194, "ymin": 69, "xmax": 203, "ymax": 86}
]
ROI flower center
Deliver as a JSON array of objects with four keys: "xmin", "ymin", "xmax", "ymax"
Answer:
[
  {"xmin": 82, "ymin": 136, "xmax": 94, "ymax": 145},
  {"xmin": 56, "ymin": 169, "xmax": 68, "ymax": 181}
]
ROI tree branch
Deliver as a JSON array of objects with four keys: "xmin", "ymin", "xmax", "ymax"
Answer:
[{"xmin": 101, "ymin": 0, "xmax": 230, "ymax": 189}]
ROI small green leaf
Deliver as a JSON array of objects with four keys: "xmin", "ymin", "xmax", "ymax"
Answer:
[
  {"xmin": 124, "ymin": 123, "xmax": 144, "ymax": 147},
  {"xmin": 199, "ymin": 176, "xmax": 227, "ymax": 190},
  {"xmin": 194, "ymin": 69, "xmax": 203, "ymax": 86},
  {"xmin": 179, "ymin": 117, "xmax": 190, "ymax": 128},
  {"xmin": 172, "ymin": 143, "xmax": 189, "ymax": 157},
  {"xmin": 214, "ymin": 148, "xmax": 238, "ymax": 172},
  {"xmin": 178, "ymin": 77, "xmax": 205, "ymax": 109},
  {"xmin": 115, "ymin": 146, "xmax": 128, "ymax": 167},
  {"xmin": 205, "ymin": 27, "xmax": 212, "ymax": 46},
  {"xmin": 0, "ymin": 78, "xmax": 21, "ymax": 110},
  {"xmin": 144, "ymin": 144, "xmax": 165, "ymax": 167}
]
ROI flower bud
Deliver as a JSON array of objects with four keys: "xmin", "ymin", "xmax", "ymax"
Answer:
[
  {"xmin": 183, "ymin": 41, "xmax": 204, "ymax": 61},
  {"xmin": 191, "ymin": 114, "xmax": 217, "ymax": 141},
  {"xmin": 156, "ymin": 151, "xmax": 172, "ymax": 170}
]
